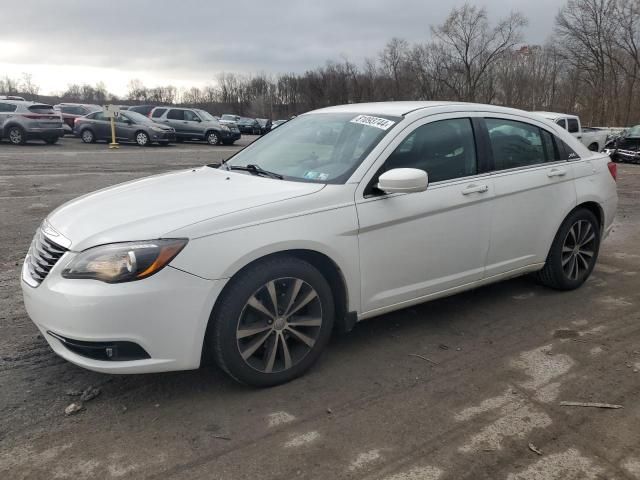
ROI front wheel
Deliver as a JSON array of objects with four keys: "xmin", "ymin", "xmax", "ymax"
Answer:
[
  {"xmin": 536, "ymin": 208, "xmax": 601, "ymax": 290},
  {"xmin": 135, "ymin": 131, "xmax": 150, "ymax": 146},
  {"xmin": 209, "ymin": 256, "xmax": 334, "ymax": 387},
  {"xmin": 206, "ymin": 131, "xmax": 219, "ymax": 145}
]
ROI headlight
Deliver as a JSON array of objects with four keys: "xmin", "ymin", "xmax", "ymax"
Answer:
[
  {"xmin": 151, "ymin": 126, "xmax": 165, "ymax": 132},
  {"xmin": 220, "ymin": 125, "xmax": 230, "ymax": 131},
  {"xmin": 62, "ymin": 239, "xmax": 187, "ymax": 283}
]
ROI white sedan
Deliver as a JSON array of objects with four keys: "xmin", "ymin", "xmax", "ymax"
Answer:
[{"xmin": 21, "ymin": 102, "xmax": 618, "ymax": 386}]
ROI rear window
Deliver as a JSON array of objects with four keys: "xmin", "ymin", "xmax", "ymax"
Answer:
[
  {"xmin": 0, "ymin": 103, "xmax": 17, "ymax": 112},
  {"xmin": 28, "ymin": 104, "xmax": 55, "ymax": 114},
  {"xmin": 151, "ymin": 108, "xmax": 167, "ymax": 118}
]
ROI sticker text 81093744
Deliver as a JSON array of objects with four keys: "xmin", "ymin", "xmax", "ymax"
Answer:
[{"xmin": 350, "ymin": 115, "xmax": 396, "ymax": 131}]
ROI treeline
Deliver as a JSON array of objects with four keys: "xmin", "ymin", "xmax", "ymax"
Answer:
[{"xmin": 2, "ymin": 0, "xmax": 640, "ymax": 126}]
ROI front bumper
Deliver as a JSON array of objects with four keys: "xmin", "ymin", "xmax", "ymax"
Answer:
[
  {"xmin": 21, "ymin": 255, "xmax": 226, "ymax": 374},
  {"xmin": 151, "ymin": 130, "xmax": 176, "ymax": 142},
  {"xmin": 221, "ymin": 130, "xmax": 241, "ymax": 141},
  {"xmin": 613, "ymin": 149, "xmax": 640, "ymax": 163}
]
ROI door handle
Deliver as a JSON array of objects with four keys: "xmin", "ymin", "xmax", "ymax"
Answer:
[
  {"xmin": 461, "ymin": 184, "xmax": 489, "ymax": 195},
  {"xmin": 547, "ymin": 167, "xmax": 567, "ymax": 178}
]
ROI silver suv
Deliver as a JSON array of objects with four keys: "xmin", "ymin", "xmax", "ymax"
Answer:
[
  {"xmin": 0, "ymin": 100, "xmax": 64, "ymax": 145},
  {"xmin": 150, "ymin": 107, "xmax": 241, "ymax": 145}
]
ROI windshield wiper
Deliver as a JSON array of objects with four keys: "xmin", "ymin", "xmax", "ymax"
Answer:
[{"xmin": 225, "ymin": 164, "xmax": 283, "ymax": 179}]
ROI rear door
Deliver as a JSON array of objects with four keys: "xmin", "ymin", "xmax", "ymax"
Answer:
[
  {"xmin": 89, "ymin": 111, "xmax": 111, "ymax": 139},
  {"xmin": 114, "ymin": 113, "xmax": 136, "ymax": 141},
  {"xmin": 165, "ymin": 109, "xmax": 186, "ymax": 137},
  {"xmin": 482, "ymin": 115, "xmax": 577, "ymax": 276},
  {"xmin": 0, "ymin": 102, "xmax": 17, "ymax": 133}
]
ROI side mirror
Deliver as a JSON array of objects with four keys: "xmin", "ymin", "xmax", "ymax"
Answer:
[{"xmin": 377, "ymin": 168, "xmax": 428, "ymax": 194}]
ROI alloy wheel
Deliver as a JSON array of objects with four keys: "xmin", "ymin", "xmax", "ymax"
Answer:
[
  {"xmin": 561, "ymin": 219, "xmax": 596, "ymax": 281},
  {"xmin": 236, "ymin": 277, "xmax": 323, "ymax": 374},
  {"xmin": 207, "ymin": 133, "xmax": 218, "ymax": 145},
  {"xmin": 136, "ymin": 132, "xmax": 149, "ymax": 146},
  {"xmin": 9, "ymin": 128, "xmax": 23, "ymax": 144},
  {"xmin": 81, "ymin": 130, "xmax": 94, "ymax": 143}
]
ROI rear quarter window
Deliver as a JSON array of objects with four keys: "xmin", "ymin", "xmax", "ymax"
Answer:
[{"xmin": 567, "ymin": 118, "xmax": 580, "ymax": 133}]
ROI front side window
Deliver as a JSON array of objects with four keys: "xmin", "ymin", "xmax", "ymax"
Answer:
[
  {"xmin": 184, "ymin": 110, "xmax": 200, "ymax": 122},
  {"xmin": 224, "ymin": 112, "xmax": 400, "ymax": 183},
  {"xmin": 567, "ymin": 118, "xmax": 580, "ymax": 133},
  {"xmin": 167, "ymin": 109, "xmax": 184, "ymax": 120},
  {"xmin": 0, "ymin": 102, "xmax": 17, "ymax": 112},
  {"xmin": 383, "ymin": 118, "xmax": 477, "ymax": 183},
  {"xmin": 486, "ymin": 118, "xmax": 548, "ymax": 169}
]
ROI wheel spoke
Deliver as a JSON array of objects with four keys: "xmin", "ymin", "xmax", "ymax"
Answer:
[
  {"xmin": 562, "ymin": 246, "xmax": 573, "ymax": 254},
  {"xmin": 247, "ymin": 294, "xmax": 275, "ymax": 319},
  {"xmin": 240, "ymin": 330, "xmax": 272, "ymax": 360},
  {"xmin": 283, "ymin": 279, "xmax": 303, "ymax": 317},
  {"xmin": 562, "ymin": 253, "xmax": 573, "ymax": 267},
  {"xmin": 288, "ymin": 316, "xmax": 322, "ymax": 327},
  {"xmin": 286, "ymin": 326, "xmax": 316, "ymax": 348},
  {"xmin": 580, "ymin": 232, "xmax": 595, "ymax": 247},
  {"xmin": 280, "ymin": 333, "xmax": 292, "ymax": 370},
  {"xmin": 579, "ymin": 249, "xmax": 594, "ymax": 258},
  {"xmin": 264, "ymin": 333, "xmax": 279, "ymax": 373},
  {"xmin": 569, "ymin": 255, "xmax": 579, "ymax": 280},
  {"xmin": 576, "ymin": 253, "xmax": 590, "ymax": 271},
  {"xmin": 266, "ymin": 281, "xmax": 279, "ymax": 316},
  {"xmin": 286, "ymin": 290, "xmax": 318, "ymax": 318},
  {"xmin": 579, "ymin": 222, "xmax": 592, "ymax": 244},
  {"xmin": 236, "ymin": 324, "xmax": 272, "ymax": 340}
]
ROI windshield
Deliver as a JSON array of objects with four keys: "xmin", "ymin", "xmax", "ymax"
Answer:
[
  {"xmin": 196, "ymin": 109, "xmax": 216, "ymax": 121},
  {"xmin": 221, "ymin": 115, "xmax": 237, "ymax": 121},
  {"xmin": 225, "ymin": 112, "xmax": 400, "ymax": 183},
  {"xmin": 123, "ymin": 111, "xmax": 154, "ymax": 124},
  {"xmin": 625, "ymin": 125, "xmax": 640, "ymax": 137}
]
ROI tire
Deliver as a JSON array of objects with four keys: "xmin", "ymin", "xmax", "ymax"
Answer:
[
  {"xmin": 176, "ymin": 137, "xmax": 184, "ymax": 143},
  {"xmin": 536, "ymin": 208, "xmax": 601, "ymax": 290},
  {"xmin": 222, "ymin": 140, "xmax": 235, "ymax": 146},
  {"xmin": 81, "ymin": 129, "xmax": 95, "ymax": 143},
  {"xmin": 7, "ymin": 126, "xmax": 26, "ymax": 145},
  {"xmin": 44, "ymin": 137, "xmax": 59, "ymax": 145},
  {"xmin": 135, "ymin": 131, "xmax": 150, "ymax": 146},
  {"xmin": 206, "ymin": 131, "xmax": 219, "ymax": 145},
  {"xmin": 209, "ymin": 256, "xmax": 335, "ymax": 387},
  {"xmin": 588, "ymin": 142, "xmax": 599, "ymax": 152},
  {"xmin": 158, "ymin": 141, "xmax": 170, "ymax": 147}
]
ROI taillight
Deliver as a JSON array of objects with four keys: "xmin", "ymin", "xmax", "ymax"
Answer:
[
  {"xmin": 21, "ymin": 114, "xmax": 58, "ymax": 120},
  {"xmin": 607, "ymin": 161, "xmax": 617, "ymax": 181},
  {"xmin": 74, "ymin": 117, "xmax": 79, "ymax": 125}
]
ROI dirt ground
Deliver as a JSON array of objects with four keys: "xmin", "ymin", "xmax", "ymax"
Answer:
[{"xmin": 0, "ymin": 138, "xmax": 639, "ymax": 480}]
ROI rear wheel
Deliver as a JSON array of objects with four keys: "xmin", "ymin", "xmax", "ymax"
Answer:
[
  {"xmin": 8, "ymin": 126, "xmax": 26, "ymax": 145},
  {"xmin": 135, "ymin": 131, "xmax": 150, "ymax": 146},
  {"xmin": 81, "ymin": 129, "xmax": 95, "ymax": 143},
  {"xmin": 206, "ymin": 131, "xmax": 219, "ymax": 145},
  {"xmin": 536, "ymin": 208, "xmax": 600, "ymax": 290},
  {"xmin": 209, "ymin": 256, "xmax": 334, "ymax": 387}
]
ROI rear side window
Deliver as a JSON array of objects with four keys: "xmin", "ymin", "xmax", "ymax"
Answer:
[
  {"xmin": 567, "ymin": 118, "xmax": 580, "ymax": 133},
  {"xmin": 151, "ymin": 108, "xmax": 166, "ymax": 118},
  {"xmin": 384, "ymin": 118, "xmax": 477, "ymax": 183},
  {"xmin": 486, "ymin": 118, "xmax": 547, "ymax": 170},
  {"xmin": 557, "ymin": 138, "xmax": 581, "ymax": 161},
  {"xmin": 0, "ymin": 102, "xmax": 17, "ymax": 112},
  {"xmin": 167, "ymin": 109, "xmax": 184, "ymax": 120}
]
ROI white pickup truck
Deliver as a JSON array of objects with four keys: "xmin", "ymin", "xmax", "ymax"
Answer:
[{"xmin": 533, "ymin": 112, "xmax": 609, "ymax": 152}]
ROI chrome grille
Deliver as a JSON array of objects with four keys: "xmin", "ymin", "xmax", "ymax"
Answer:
[{"xmin": 26, "ymin": 228, "xmax": 68, "ymax": 285}]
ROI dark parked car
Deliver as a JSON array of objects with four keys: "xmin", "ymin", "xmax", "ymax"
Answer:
[
  {"xmin": 54, "ymin": 103, "xmax": 101, "ymax": 134},
  {"xmin": 150, "ymin": 107, "xmax": 240, "ymax": 145},
  {"xmin": 237, "ymin": 117, "xmax": 261, "ymax": 135},
  {"xmin": 256, "ymin": 118, "xmax": 272, "ymax": 134},
  {"xmin": 0, "ymin": 100, "xmax": 64, "ymax": 144},
  {"xmin": 605, "ymin": 125, "xmax": 640, "ymax": 164},
  {"xmin": 74, "ymin": 110, "xmax": 176, "ymax": 146},
  {"xmin": 128, "ymin": 105, "xmax": 157, "ymax": 116}
]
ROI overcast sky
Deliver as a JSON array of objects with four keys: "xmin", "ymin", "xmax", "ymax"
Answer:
[{"xmin": 0, "ymin": 0, "xmax": 564, "ymax": 96}]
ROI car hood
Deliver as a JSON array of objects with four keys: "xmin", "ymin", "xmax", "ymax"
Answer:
[{"xmin": 46, "ymin": 166, "xmax": 325, "ymax": 251}]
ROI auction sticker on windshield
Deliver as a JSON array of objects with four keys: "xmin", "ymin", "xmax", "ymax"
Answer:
[{"xmin": 350, "ymin": 115, "xmax": 395, "ymax": 130}]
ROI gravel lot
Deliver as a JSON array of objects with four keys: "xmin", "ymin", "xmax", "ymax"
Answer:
[{"xmin": 1, "ymin": 137, "xmax": 639, "ymax": 480}]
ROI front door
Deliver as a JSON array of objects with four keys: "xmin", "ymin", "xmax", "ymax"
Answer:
[{"xmin": 356, "ymin": 116, "xmax": 494, "ymax": 315}]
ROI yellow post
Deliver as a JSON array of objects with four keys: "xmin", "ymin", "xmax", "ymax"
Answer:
[{"xmin": 108, "ymin": 115, "xmax": 119, "ymax": 149}]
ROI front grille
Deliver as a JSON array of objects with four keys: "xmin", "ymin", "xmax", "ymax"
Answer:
[{"xmin": 26, "ymin": 228, "xmax": 68, "ymax": 285}]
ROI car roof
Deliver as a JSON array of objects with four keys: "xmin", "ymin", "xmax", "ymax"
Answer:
[
  {"xmin": 532, "ymin": 111, "xmax": 578, "ymax": 121},
  {"xmin": 311, "ymin": 101, "xmax": 542, "ymax": 117}
]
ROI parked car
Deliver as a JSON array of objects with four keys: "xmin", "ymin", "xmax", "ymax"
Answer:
[
  {"xmin": 74, "ymin": 110, "xmax": 176, "ymax": 146},
  {"xmin": 127, "ymin": 105, "xmax": 156, "ymax": 116},
  {"xmin": 0, "ymin": 100, "xmax": 64, "ymax": 144},
  {"xmin": 0, "ymin": 95, "xmax": 26, "ymax": 101},
  {"xmin": 256, "ymin": 118, "xmax": 272, "ymax": 134},
  {"xmin": 54, "ymin": 103, "xmax": 101, "ymax": 134},
  {"xmin": 237, "ymin": 117, "xmax": 261, "ymax": 135},
  {"xmin": 604, "ymin": 124, "xmax": 640, "ymax": 164},
  {"xmin": 150, "ymin": 107, "xmax": 240, "ymax": 145},
  {"xmin": 271, "ymin": 119, "xmax": 288, "ymax": 130},
  {"xmin": 21, "ymin": 102, "xmax": 617, "ymax": 387},
  {"xmin": 220, "ymin": 114, "xmax": 240, "ymax": 124},
  {"xmin": 533, "ymin": 112, "xmax": 609, "ymax": 151}
]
